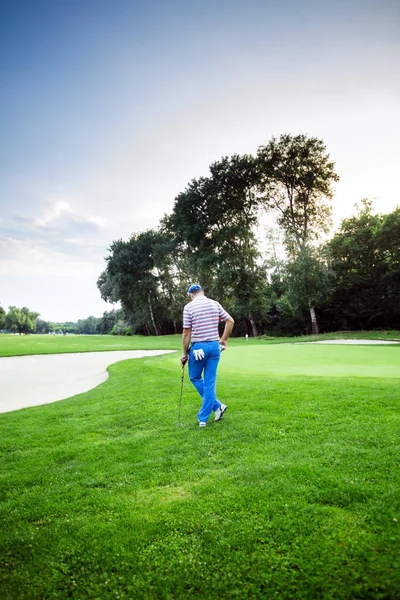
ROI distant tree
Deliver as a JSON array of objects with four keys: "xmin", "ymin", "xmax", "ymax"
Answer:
[
  {"xmin": 21, "ymin": 307, "xmax": 40, "ymax": 334},
  {"xmin": 5, "ymin": 307, "xmax": 21, "ymax": 333},
  {"xmin": 110, "ymin": 319, "xmax": 131, "ymax": 335},
  {"xmin": 257, "ymin": 134, "xmax": 339, "ymax": 332},
  {"xmin": 0, "ymin": 306, "xmax": 5, "ymax": 330},
  {"xmin": 77, "ymin": 316, "xmax": 99, "ymax": 335},
  {"xmin": 97, "ymin": 309, "xmax": 125, "ymax": 334},
  {"xmin": 5, "ymin": 306, "xmax": 39, "ymax": 334},
  {"xmin": 59, "ymin": 322, "xmax": 79, "ymax": 334},
  {"xmin": 36, "ymin": 318, "xmax": 50, "ymax": 334}
]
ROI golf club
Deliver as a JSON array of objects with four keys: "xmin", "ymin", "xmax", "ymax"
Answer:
[{"xmin": 178, "ymin": 364, "xmax": 185, "ymax": 426}]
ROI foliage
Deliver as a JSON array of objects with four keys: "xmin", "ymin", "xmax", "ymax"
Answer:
[
  {"xmin": 99, "ymin": 136, "xmax": 340, "ymax": 337},
  {"xmin": 163, "ymin": 154, "xmax": 267, "ymax": 334},
  {"xmin": 256, "ymin": 134, "xmax": 339, "ymax": 333},
  {"xmin": 110, "ymin": 319, "xmax": 131, "ymax": 336},
  {"xmin": 0, "ymin": 306, "xmax": 5, "ymax": 330},
  {"xmin": 97, "ymin": 309, "xmax": 127, "ymax": 335},
  {"xmin": 323, "ymin": 201, "xmax": 400, "ymax": 330},
  {"xmin": 257, "ymin": 134, "xmax": 339, "ymax": 252},
  {"xmin": 98, "ymin": 230, "xmax": 183, "ymax": 336},
  {"xmin": 76, "ymin": 315, "xmax": 98, "ymax": 335},
  {"xmin": 284, "ymin": 246, "xmax": 334, "ymax": 323},
  {"xmin": 97, "ymin": 131, "xmax": 400, "ymax": 336},
  {"xmin": 35, "ymin": 318, "xmax": 51, "ymax": 334},
  {"xmin": 4, "ymin": 306, "xmax": 40, "ymax": 334}
]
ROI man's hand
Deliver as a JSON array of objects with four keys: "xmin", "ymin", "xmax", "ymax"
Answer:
[
  {"xmin": 180, "ymin": 354, "xmax": 188, "ymax": 367},
  {"xmin": 219, "ymin": 340, "xmax": 227, "ymax": 351}
]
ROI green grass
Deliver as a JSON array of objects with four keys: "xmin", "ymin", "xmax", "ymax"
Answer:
[
  {"xmin": 1, "ymin": 329, "xmax": 399, "ymax": 358},
  {"xmin": 1, "ymin": 342, "xmax": 400, "ymax": 598},
  {"xmin": 0, "ymin": 334, "xmax": 181, "ymax": 357},
  {"xmin": 226, "ymin": 344, "xmax": 400, "ymax": 378}
]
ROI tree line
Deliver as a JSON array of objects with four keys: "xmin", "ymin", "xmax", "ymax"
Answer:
[
  {"xmin": 0, "ymin": 307, "xmax": 130, "ymax": 336},
  {"xmin": 97, "ymin": 133, "xmax": 400, "ymax": 336}
]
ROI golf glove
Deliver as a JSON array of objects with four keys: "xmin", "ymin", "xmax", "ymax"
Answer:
[{"xmin": 193, "ymin": 348, "xmax": 205, "ymax": 361}]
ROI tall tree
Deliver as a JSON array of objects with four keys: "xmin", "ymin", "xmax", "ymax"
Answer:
[
  {"xmin": 0, "ymin": 306, "xmax": 5, "ymax": 330},
  {"xmin": 257, "ymin": 134, "xmax": 339, "ymax": 332},
  {"xmin": 165, "ymin": 154, "xmax": 265, "ymax": 334}
]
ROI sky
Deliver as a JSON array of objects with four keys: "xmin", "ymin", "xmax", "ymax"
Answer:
[{"xmin": 0, "ymin": 0, "xmax": 399, "ymax": 321}]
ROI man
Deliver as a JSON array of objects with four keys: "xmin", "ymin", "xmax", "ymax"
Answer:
[{"xmin": 181, "ymin": 284, "xmax": 234, "ymax": 427}]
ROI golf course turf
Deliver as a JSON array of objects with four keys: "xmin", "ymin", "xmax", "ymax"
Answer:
[{"xmin": 0, "ymin": 335, "xmax": 399, "ymax": 598}]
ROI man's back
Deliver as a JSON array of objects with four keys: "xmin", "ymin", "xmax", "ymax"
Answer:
[{"xmin": 183, "ymin": 295, "xmax": 230, "ymax": 342}]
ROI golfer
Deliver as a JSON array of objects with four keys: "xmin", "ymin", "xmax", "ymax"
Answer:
[{"xmin": 181, "ymin": 284, "xmax": 234, "ymax": 427}]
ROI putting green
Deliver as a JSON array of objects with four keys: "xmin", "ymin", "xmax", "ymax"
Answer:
[{"xmin": 217, "ymin": 343, "xmax": 400, "ymax": 378}]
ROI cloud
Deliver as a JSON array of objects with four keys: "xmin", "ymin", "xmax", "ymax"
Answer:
[
  {"xmin": 0, "ymin": 199, "xmax": 110, "ymax": 278},
  {"xmin": 0, "ymin": 236, "xmax": 104, "ymax": 278},
  {"xmin": 34, "ymin": 200, "xmax": 73, "ymax": 226}
]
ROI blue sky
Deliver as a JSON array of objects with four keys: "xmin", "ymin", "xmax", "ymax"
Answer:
[{"xmin": 1, "ymin": 0, "xmax": 399, "ymax": 321}]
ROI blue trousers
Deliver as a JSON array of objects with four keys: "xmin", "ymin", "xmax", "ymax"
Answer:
[{"xmin": 189, "ymin": 341, "xmax": 222, "ymax": 423}]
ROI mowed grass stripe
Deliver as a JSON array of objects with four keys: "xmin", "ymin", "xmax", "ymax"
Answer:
[
  {"xmin": 0, "ymin": 348, "xmax": 399, "ymax": 598},
  {"xmin": 220, "ymin": 344, "xmax": 400, "ymax": 378}
]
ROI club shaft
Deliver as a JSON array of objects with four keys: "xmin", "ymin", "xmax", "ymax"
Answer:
[{"xmin": 178, "ymin": 366, "xmax": 184, "ymax": 423}]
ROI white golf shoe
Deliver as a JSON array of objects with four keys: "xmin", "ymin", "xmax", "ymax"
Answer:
[
  {"xmin": 214, "ymin": 404, "xmax": 228, "ymax": 422},
  {"xmin": 198, "ymin": 421, "xmax": 207, "ymax": 427}
]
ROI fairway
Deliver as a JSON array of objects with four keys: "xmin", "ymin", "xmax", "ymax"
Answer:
[
  {"xmin": 0, "ymin": 334, "xmax": 181, "ymax": 357},
  {"xmin": 1, "ymin": 337, "xmax": 400, "ymax": 599},
  {"xmin": 220, "ymin": 344, "xmax": 400, "ymax": 378}
]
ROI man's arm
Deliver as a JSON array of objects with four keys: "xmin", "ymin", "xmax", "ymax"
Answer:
[
  {"xmin": 181, "ymin": 328, "xmax": 191, "ymax": 366},
  {"xmin": 219, "ymin": 317, "xmax": 234, "ymax": 350}
]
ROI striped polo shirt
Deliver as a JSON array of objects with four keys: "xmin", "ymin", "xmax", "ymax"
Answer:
[{"xmin": 183, "ymin": 295, "xmax": 231, "ymax": 342}]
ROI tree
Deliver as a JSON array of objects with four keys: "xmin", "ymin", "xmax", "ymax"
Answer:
[
  {"xmin": 5, "ymin": 306, "xmax": 22, "ymax": 333},
  {"xmin": 36, "ymin": 318, "xmax": 50, "ymax": 334},
  {"xmin": 0, "ymin": 306, "xmax": 5, "ymax": 330},
  {"xmin": 51, "ymin": 321, "xmax": 79, "ymax": 334},
  {"xmin": 96, "ymin": 134, "xmax": 345, "ymax": 337},
  {"xmin": 97, "ymin": 309, "xmax": 126, "ymax": 334},
  {"xmin": 375, "ymin": 206, "xmax": 400, "ymax": 326},
  {"xmin": 165, "ymin": 154, "xmax": 266, "ymax": 334},
  {"xmin": 77, "ymin": 316, "xmax": 100, "ymax": 335},
  {"xmin": 110, "ymin": 319, "xmax": 131, "ymax": 335},
  {"xmin": 284, "ymin": 246, "xmax": 334, "ymax": 333},
  {"xmin": 98, "ymin": 230, "xmax": 180, "ymax": 335},
  {"xmin": 257, "ymin": 134, "xmax": 339, "ymax": 332},
  {"xmin": 325, "ymin": 201, "xmax": 400, "ymax": 330},
  {"xmin": 5, "ymin": 306, "xmax": 39, "ymax": 334}
]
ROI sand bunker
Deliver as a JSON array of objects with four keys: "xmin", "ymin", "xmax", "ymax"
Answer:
[{"xmin": 0, "ymin": 350, "xmax": 175, "ymax": 414}]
